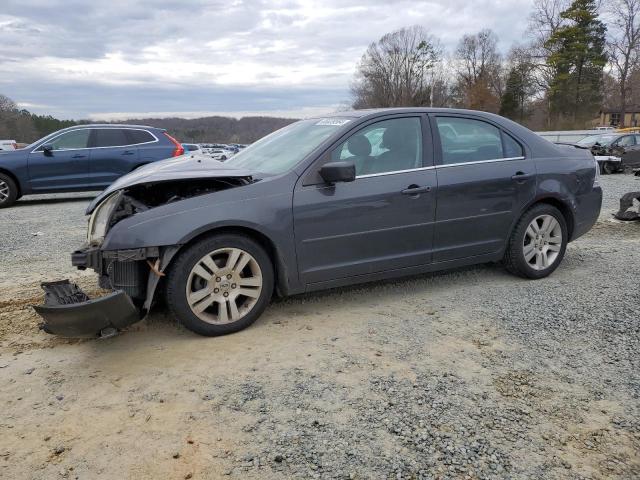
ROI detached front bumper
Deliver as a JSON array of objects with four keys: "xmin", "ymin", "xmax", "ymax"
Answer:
[
  {"xmin": 35, "ymin": 244, "xmax": 178, "ymax": 338},
  {"xmin": 33, "ymin": 280, "xmax": 140, "ymax": 338}
]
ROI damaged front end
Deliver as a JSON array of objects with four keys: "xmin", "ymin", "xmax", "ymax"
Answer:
[
  {"xmin": 34, "ymin": 280, "xmax": 139, "ymax": 338},
  {"xmin": 34, "ymin": 172, "xmax": 252, "ymax": 338}
]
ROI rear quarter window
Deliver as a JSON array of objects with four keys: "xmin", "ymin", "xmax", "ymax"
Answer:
[{"xmin": 126, "ymin": 129, "xmax": 156, "ymax": 144}]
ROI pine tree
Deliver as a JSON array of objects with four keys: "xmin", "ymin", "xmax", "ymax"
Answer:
[
  {"xmin": 545, "ymin": 0, "xmax": 607, "ymax": 128},
  {"xmin": 500, "ymin": 68, "xmax": 530, "ymax": 122}
]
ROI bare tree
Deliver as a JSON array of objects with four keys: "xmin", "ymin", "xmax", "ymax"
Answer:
[
  {"xmin": 606, "ymin": 0, "xmax": 640, "ymax": 126},
  {"xmin": 454, "ymin": 29, "xmax": 503, "ymax": 112},
  {"xmin": 351, "ymin": 26, "xmax": 442, "ymax": 108},
  {"xmin": 527, "ymin": 0, "xmax": 571, "ymax": 90}
]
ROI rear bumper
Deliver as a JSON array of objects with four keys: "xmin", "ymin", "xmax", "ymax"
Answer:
[
  {"xmin": 572, "ymin": 186, "xmax": 602, "ymax": 241},
  {"xmin": 33, "ymin": 280, "xmax": 140, "ymax": 338}
]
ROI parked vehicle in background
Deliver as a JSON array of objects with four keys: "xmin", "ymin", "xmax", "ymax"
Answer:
[
  {"xmin": 0, "ymin": 140, "xmax": 17, "ymax": 151},
  {"xmin": 210, "ymin": 149, "xmax": 233, "ymax": 161},
  {"xmin": 0, "ymin": 125, "xmax": 184, "ymax": 208},
  {"xmin": 576, "ymin": 132, "xmax": 640, "ymax": 173},
  {"xmin": 182, "ymin": 143, "xmax": 202, "ymax": 153},
  {"xmin": 36, "ymin": 108, "xmax": 602, "ymax": 339}
]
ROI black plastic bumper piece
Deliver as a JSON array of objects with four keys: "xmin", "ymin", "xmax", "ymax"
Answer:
[
  {"xmin": 33, "ymin": 280, "xmax": 140, "ymax": 338},
  {"xmin": 72, "ymin": 247, "xmax": 102, "ymax": 272}
]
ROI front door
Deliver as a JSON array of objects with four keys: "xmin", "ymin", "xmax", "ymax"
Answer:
[
  {"xmin": 293, "ymin": 116, "xmax": 437, "ymax": 285},
  {"xmin": 432, "ymin": 115, "xmax": 537, "ymax": 262},
  {"xmin": 28, "ymin": 128, "xmax": 91, "ymax": 191}
]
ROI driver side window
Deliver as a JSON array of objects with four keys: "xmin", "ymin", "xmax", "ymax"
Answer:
[
  {"xmin": 40, "ymin": 129, "xmax": 90, "ymax": 151},
  {"xmin": 618, "ymin": 135, "xmax": 635, "ymax": 147},
  {"xmin": 331, "ymin": 117, "xmax": 422, "ymax": 176}
]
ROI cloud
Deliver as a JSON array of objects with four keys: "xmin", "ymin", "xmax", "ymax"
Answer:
[{"xmin": 0, "ymin": 0, "xmax": 535, "ymax": 119}]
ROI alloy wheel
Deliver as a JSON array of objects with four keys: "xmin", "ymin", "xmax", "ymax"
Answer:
[
  {"xmin": 185, "ymin": 247, "xmax": 263, "ymax": 324},
  {"xmin": 0, "ymin": 180, "xmax": 9, "ymax": 202},
  {"xmin": 523, "ymin": 214, "xmax": 563, "ymax": 271}
]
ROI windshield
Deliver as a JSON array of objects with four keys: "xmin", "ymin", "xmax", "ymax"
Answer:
[
  {"xmin": 577, "ymin": 134, "xmax": 618, "ymax": 147},
  {"xmin": 225, "ymin": 118, "xmax": 351, "ymax": 175}
]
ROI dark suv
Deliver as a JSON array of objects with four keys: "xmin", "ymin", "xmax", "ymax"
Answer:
[
  {"xmin": 0, "ymin": 124, "xmax": 184, "ymax": 207},
  {"xmin": 34, "ymin": 108, "xmax": 602, "ymax": 338}
]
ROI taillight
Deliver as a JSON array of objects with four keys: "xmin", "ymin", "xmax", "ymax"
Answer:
[{"xmin": 164, "ymin": 133, "xmax": 184, "ymax": 157}]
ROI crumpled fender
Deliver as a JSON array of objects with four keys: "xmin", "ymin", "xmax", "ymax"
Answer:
[{"xmin": 33, "ymin": 280, "xmax": 140, "ymax": 338}]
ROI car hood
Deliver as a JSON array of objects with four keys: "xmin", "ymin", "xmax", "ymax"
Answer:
[{"xmin": 86, "ymin": 155, "xmax": 255, "ymax": 214}]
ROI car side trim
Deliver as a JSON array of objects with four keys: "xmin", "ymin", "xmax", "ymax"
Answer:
[
  {"xmin": 356, "ymin": 165, "xmax": 436, "ymax": 179},
  {"xmin": 436, "ymin": 156, "xmax": 526, "ymax": 168},
  {"xmin": 352, "ymin": 156, "xmax": 526, "ymax": 180}
]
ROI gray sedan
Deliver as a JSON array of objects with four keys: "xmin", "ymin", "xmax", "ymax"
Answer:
[{"xmin": 35, "ymin": 108, "xmax": 602, "ymax": 338}]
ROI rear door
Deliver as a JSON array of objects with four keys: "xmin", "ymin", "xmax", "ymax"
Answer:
[
  {"xmin": 27, "ymin": 129, "xmax": 91, "ymax": 191},
  {"xmin": 293, "ymin": 115, "xmax": 437, "ymax": 285},
  {"xmin": 432, "ymin": 115, "xmax": 536, "ymax": 262},
  {"xmin": 88, "ymin": 128, "xmax": 140, "ymax": 188}
]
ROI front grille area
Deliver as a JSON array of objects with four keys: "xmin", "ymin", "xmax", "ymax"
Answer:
[{"xmin": 104, "ymin": 260, "xmax": 147, "ymax": 300}]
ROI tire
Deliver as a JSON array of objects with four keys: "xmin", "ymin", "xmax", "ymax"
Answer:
[
  {"xmin": 602, "ymin": 162, "xmax": 615, "ymax": 174},
  {"xmin": 0, "ymin": 173, "xmax": 18, "ymax": 208},
  {"xmin": 165, "ymin": 234, "xmax": 274, "ymax": 336},
  {"xmin": 504, "ymin": 204, "xmax": 568, "ymax": 279}
]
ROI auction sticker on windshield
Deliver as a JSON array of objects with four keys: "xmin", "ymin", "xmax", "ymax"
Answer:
[{"xmin": 315, "ymin": 118, "xmax": 352, "ymax": 126}]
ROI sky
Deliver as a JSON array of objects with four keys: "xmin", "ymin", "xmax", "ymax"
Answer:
[{"xmin": 0, "ymin": 0, "xmax": 534, "ymax": 120}]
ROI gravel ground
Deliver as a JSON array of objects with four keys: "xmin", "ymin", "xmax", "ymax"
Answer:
[{"xmin": 0, "ymin": 176, "xmax": 639, "ymax": 479}]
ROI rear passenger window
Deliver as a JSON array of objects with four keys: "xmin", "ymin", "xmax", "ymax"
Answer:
[
  {"xmin": 436, "ymin": 117, "xmax": 516, "ymax": 165},
  {"xmin": 93, "ymin": 129, "xmax": 129, "ymax": 148},
  {"xmin": 126, "ymin": 129, "xmax": 155, "ymax": 144}
]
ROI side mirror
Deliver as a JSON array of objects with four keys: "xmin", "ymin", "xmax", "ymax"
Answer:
[
  {"xmin": 319, "ymin": 161, "xmax": 356, "ymax": 184},
  {"xmin": 42, "ymin": 144, "xmax": 53, "ymax": 155}
]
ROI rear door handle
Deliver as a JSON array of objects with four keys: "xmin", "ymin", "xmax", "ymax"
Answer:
[
  {"xmin": 401, "ymin": 185, "xmax": 431, "ymax": 195},
  {"xmin": 121, "ymin": 150, "xmax": 135, "ymax": 156},
  {"xmin": 511, "ymin": 172, "xmax": 534, "ymax": 181}
]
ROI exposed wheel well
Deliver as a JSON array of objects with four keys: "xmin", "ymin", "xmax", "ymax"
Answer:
[
  {"xmin": 530, "ymin": 198, "xmax": 574, "ymax": 239},
  {"xmin": 0, "ymin": 168, "xmax": 21, "ymax": 197},
  {"xmin": 173, "ymin": 226, "xmax": 288, "ymax": 297}
]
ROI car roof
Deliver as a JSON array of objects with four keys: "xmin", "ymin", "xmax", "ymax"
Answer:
[
  {"xmin": 56, "ymin": 124, "xmax": 164, "ymax": 133},
  {"xmin": 318, "ymin": 107, "xmax": 513, "ymax": 119}
]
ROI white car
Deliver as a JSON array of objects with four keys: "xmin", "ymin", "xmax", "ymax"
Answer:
[
  {"xmin": 0, "ymin": 140, "xmax": 17, "ymax": 151},
  {"xmin": 210, "ymin": 148, "xmax": 237, "ymax": 161}
]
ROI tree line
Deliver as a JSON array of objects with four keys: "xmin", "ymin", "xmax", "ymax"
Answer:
[
  {"xmin": 0, "ymin": 93, "xmax": 295, "ymax": 144},
  {"xmin": 352, "ymin": 0, "xmax": 640, "ymax": 130}
]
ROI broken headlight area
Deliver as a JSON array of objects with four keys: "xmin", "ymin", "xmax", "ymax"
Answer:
[{"xmin": 88, "ymin": 177, "xmax": 251, "ymax": 246}]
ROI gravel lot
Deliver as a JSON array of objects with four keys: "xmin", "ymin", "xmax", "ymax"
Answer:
[{"xmin": 0, "ymin": 175, "xmax": 639, "ymax": 479}]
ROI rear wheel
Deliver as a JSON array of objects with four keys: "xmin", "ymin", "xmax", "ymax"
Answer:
[
  {"xmin": 0, "ymin": 173, "xmax": 18, "ymax": 208},
  {"xmin": 504, "ymin": 204, "xmax": 568, "ymax": 279},
  {"xmin": 165, "ymin": 234, "xmax": 274, "ymax": 336},
  {"xmin": 602, "ymin": 162, "xmax": 616, "ymax": 174}
]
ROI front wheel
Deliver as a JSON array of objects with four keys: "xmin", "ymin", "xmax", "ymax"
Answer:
[
  {"xmin": 602, "ymin": 162, "xmax": 616, "ymax": 174},
  {"xmin": 165, "ymin": 234, "xmax": 274, "ymax": 336},
  {"xmin": 0, "ymin": 173, "xmax": 18, "ymax": 208},
  {"xmin": 504, "ymin": 204, "xmax": 568, "ymax": 279}
]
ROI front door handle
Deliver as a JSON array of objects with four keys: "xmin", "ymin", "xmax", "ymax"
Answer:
[
  {"xmin": 401, "ymin": 185, "xmax": 431, "ymax": 195},
  {"xmin": 511, "ymin": 172, "xmax": 534, "ymax": 182},
  {"xmin": 121, "ymin": 150, "xmax": 135, "ymax": 156},
  {"xmin": 71, "ymin": 154, "xmax": 86, "ymax": 159}
]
